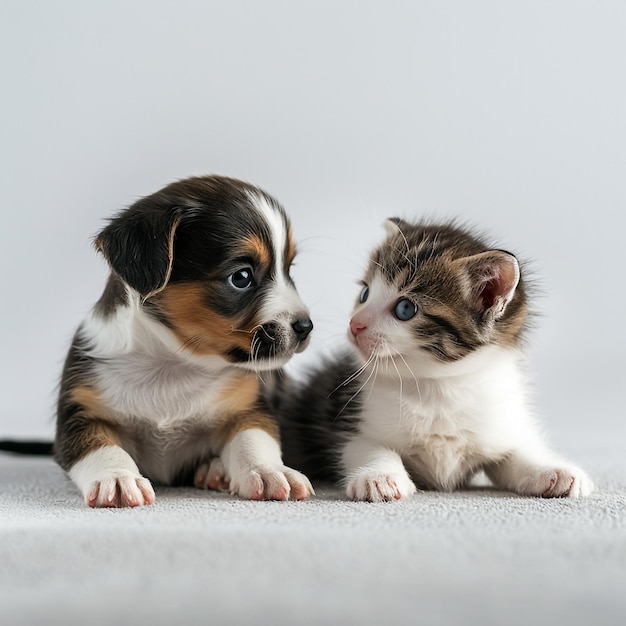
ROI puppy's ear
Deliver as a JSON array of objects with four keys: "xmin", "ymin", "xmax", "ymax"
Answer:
[{"xmin": 95, "ymin": 200, "xmax": 183, "ymax": 299}]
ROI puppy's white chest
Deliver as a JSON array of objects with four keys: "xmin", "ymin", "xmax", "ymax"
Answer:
[{"xmin": 94, "ymin": 351, "xmax": 225, "ymax": 425}]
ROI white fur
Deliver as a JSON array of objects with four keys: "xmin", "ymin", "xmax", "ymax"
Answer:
[
  {"xmin": 82, "ymin": 296, "xmax": 228, "ymax": 426},
  {"xmin": 247, "ymin": 192, "xmax": 311, "ymax": 366},
  {"xmin": 342, "ymin": 344, "xmax": 593, "ymax": 500},
  {"xmin": 250, "ymin": 193, "xmax": 309, "ymax": 324},
  {"xmin": 69, "ymin": 445, "xmax": 155, "ymax": 507},
  {"xmin": 79, "ymin": 298, "xmax": 296, "ymax": 486},
  {"xmin": 80, "ymin": 285, "xmax": 136, "ymax": 355},
  {"xmin": 221, "ymin": 428, "xmax": 313, "ymax": 500},
  {"xmin": 248, "ymin": 192, "xmax": 288, "ymax": 275},
  {"xmin": 66, "ymin": 193, "xmax": 312, "ymax": 502},
  {"xmin": 344, "ymin": 265, "xmax": 593, "ymax": 501},
  {"xmin": 350, "ymin": 273, "xmax": 406, "ymax": 360}
]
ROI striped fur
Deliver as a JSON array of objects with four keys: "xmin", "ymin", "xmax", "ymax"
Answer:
[{"xmin": 279, "ymin": 219, "xmax": 593, "ymax": 501}]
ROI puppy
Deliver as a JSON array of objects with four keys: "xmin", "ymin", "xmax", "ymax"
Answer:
[{"xmin": 56, "ymin": 175, "xmax": 314, "ymax": 507}]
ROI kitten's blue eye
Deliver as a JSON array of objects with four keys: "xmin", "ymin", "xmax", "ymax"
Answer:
[
  {"xmin": 359, "ymin": 285, "xmax": 369, "ymax": 304},
  {"xmin": 394, "ymin": 298, "xmax": 417, "ymax": 321},
  {"xmin": 229, "ymin": 268, "xmax": 254, "ymax": 290}
]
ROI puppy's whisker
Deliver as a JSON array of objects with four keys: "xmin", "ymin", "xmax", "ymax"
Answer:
[
  {"xmin": 57, "ymin": 173, "xmax": 315, "ymax": 506},
  {"xmin": 228, "ymin": 326, "xmax": 256, "ymax": 336},
  {"xmin": 177, "ymin": 334, "xmax": 208, "ymax": 356}
]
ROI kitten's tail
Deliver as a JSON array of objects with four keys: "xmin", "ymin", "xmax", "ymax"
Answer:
[
  {"xmin": 276, "ymin": 351, "xmax": 364, "ymax": 482},
  {"xmin": 0, "ymin": 440, "xmax": 54, "ymax": 455}
]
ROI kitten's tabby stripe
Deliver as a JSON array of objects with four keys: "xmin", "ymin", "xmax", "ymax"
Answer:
[
  {"xmin": 279, "ymin": 218, "xmax": 593, "ymax": 502},
  {"xmin": 421, "ymin": 312, "xmax": 477, "ymax": 351}
]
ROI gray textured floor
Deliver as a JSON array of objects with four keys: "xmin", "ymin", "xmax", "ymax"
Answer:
[{"xmin": 1, "ymin": 448, "xmax": 625, "ymax": 626}]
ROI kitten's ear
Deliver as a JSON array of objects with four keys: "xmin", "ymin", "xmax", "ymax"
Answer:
[
  {"xmin": 455, "ymin": 250, "xmax": 520, "ymax": 322},
  {"xmin": 95, "ymin": 201, "xmax": 184, "ymax": 299},
  {"xmin": 383, "ymin": 217, "xmax": 411, "ymax": 237}
]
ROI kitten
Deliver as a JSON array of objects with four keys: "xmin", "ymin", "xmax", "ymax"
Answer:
[{"xmin": 279, "ymin": 219, "xmax": 593, "ymax": 501}]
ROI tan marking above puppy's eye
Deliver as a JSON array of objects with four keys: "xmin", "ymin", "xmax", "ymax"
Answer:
[
  {"xmin": 285, "ymin": 228, "xmax": 297, "ymax": 268},
  {"xmin": 242, "ymin": 235, "xmax": 271, "ymax": 270}
]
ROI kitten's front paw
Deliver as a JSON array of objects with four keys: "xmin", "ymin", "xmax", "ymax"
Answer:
[
  {"xmin": 229, "ymin": 465, "xmax": 314, "ymax": 501},
  {"xmin": 85, "ymin": 473, "xmax": 156, "ymax": 508},
  {"xmin": 347, "ymin": 471, "xmax": 417, "ymax": 502},
  {"xmin": 519, "ymin": 466, "xmax": 594, "ymax": 498},
  {"xmin": 194, "ymin": 457, "xmax": 230, "ymax": 491}
]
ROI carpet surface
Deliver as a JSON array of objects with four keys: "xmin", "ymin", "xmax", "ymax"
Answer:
[{"xmin": 1, "ymin": 448, "xmax": 625, "ymax": 626}]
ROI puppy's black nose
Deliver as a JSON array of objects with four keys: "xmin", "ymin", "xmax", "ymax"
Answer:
[{"xmin": 292, "ymin": 317, "xmax": 313, "ymax": 342}]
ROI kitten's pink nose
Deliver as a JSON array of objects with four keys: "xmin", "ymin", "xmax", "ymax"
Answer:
[{"xmin": 350, "ymin": 318, "xmax": 367, "ymax": 337}]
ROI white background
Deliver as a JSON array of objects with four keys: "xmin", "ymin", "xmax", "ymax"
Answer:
[{"xmin": 1, "ymin": 1, "xmax": 624, "ymax": 448}]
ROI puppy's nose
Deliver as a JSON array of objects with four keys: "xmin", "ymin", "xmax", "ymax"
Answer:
[{"xmin": 292, "ymin": 317, "xmax": 313, "ymax": 342}]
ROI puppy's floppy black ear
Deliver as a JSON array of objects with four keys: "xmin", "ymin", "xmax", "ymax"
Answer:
[{"xmin": 95, "ymin": 198, "xmax": 183, "ymax": 298}]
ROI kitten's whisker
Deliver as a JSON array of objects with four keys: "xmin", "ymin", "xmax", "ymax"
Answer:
[
  {"xmin": 335, "ymin": 353, "xmax": 378, "ymax": 419},
  {"xmin": 388, "ymin": 352, "xmax": 404, "ymax": 425},
  {"xmin": 392, "ymin": 348, "xmax": 422, "ymax": 403},
  {"xmin": 332, "ymin": 352, "xmax": 375, "ymax": 393},
  {"xmin": 366, "ymin": 350, "xmax": 380, "ymax": 402}
]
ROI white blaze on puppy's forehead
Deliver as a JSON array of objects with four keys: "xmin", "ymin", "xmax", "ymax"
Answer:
[
  {"xmin": 248, "ymin": 192, "xmax": 307, "ymax": 316},
  {"xmin": 247, "ymin": 191, "xmax": 288, "ymax": 273}
]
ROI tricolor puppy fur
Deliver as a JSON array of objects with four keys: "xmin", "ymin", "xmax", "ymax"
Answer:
[
  {"xmin": 279, "ymin": 219, "xmax": 593, "ymax": 501},
  {"xmin": 56, "ymin": 175, "xmax": 314, "ymax": 507}
]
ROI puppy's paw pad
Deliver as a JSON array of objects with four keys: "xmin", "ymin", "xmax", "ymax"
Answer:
[
  {"xmin": 282, "ymin": 468, "xmax": 315, "ymax": 501},
  {"xmin": 347, "ymin": 472, "xmax": 416, "ymax": 502},
  {"xmin": 230, "ymin": 466, "xmax": 314, "ymax": 501},
  {"xmin": 230, "ymin": 469, "xmax": 273, "ymax": 500},
  {"xmin": 521, "ymin": 467, "xmax": 594, "ymax": 498},
  {"xmin": 86, "ymin": 474, "xmax": 155, "ymax": 508},
  {"xmin": 194, "ymin": 458, "xmax": 230, "ymax": 491}
]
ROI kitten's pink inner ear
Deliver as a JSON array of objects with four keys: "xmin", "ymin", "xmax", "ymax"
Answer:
[
  {"xmin": 455, "ymin": 251, "xmax": 520, "ymax": 320},
  {"xmin": 480, "ymin": 255, "xmax": 519, "ymax": 311}
]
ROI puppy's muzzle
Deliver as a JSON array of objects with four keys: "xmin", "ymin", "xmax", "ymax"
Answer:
[
  {"xmin": 291, "ymin": 317, "xmax": 314, "ymax": 342},
  {"xmin": 255, "ymin": 315, "xmax": 313, "ymax": 358},
  {"xmin": 292, "ymin": 316, "xmax": 313, "ymax": 353}
]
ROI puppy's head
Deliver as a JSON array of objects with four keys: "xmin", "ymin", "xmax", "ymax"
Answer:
[{"xmin": 95, "ymin": 175, "xmax": 312, "ymax": 371}]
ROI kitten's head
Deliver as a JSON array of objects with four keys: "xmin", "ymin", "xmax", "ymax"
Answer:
[{"xmin": 348, "ymin": 219, "xmax": 527, "ymax": 374}]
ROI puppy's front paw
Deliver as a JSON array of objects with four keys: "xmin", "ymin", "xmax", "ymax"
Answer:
[
  {"xmin": 519, "ymin": 466, "xmax": 594, "ymax": 498},
  {"xmin": 85, "ymin": 473, "xmax": 155, "ymax": 508},
  {"xmin": 194, "ymin": 457, "xmax": 230, "ymax": 491},
  {"xmin": 230, "ymin": 465, "xmax": 314, "ymax": 501},
  {"xmin": 347, "ymin": 471, "xmax": 417, "ymax": 502}
]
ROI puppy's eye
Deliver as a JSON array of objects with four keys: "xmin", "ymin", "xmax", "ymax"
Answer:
[
  {"xmin": 229, "ymin": 268, "xmax": 254, "ymax": 290},
  {"xmin": 394, "ymin": 298, "xmax": 417, "ymax": 321},
  {"xmin": 359, "ymin": 285, "xmax": 369, "ymax": 304}
]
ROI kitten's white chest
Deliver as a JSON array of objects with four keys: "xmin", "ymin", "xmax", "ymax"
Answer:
[
  {"xmin": 358, "ymin": 348, "xmax": 532, "ymax": 489},
  {"xmin": 360, "ymin": 376, "xmax": 475, "ymax": 445}
]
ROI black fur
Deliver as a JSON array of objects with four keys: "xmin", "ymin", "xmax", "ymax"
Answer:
[
  {"xmin": 278, "ymin": 351, "xmax": 363, "ymax": 481},
  {"xmin": 55, "ymin": 332, "xmax": 99, "ymax": 471},
  {"xmin": 96, "ymin": 175, "xmax": 307, "ymax": 361}
]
